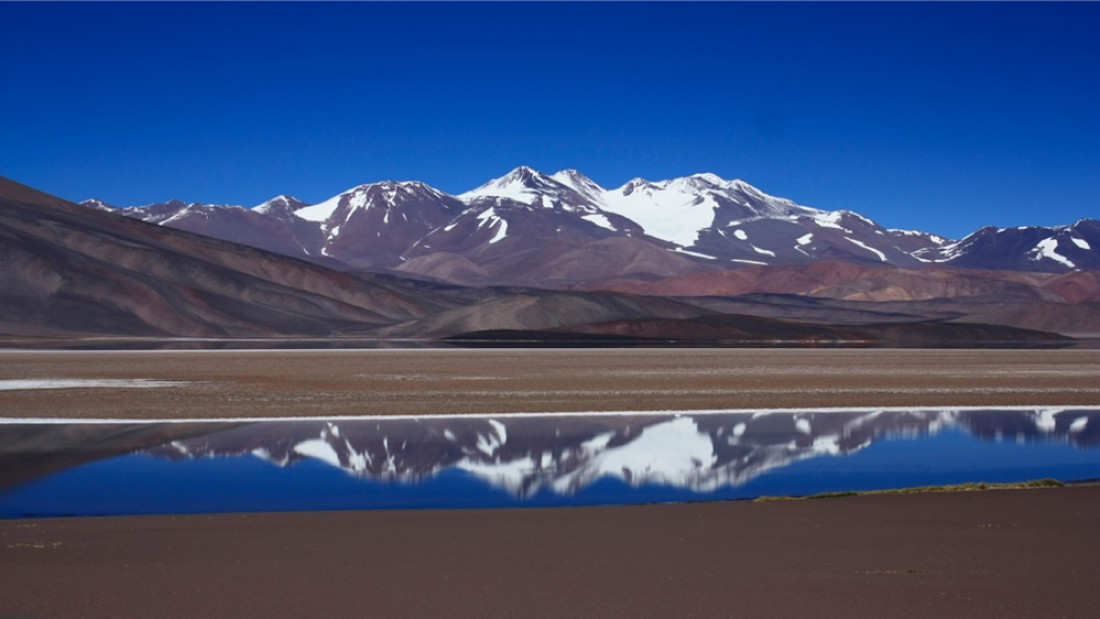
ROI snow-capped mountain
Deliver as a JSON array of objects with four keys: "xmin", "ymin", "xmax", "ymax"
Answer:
[
  {"xmin": 292, "ymin": 181, "xmax": 465, "ymax": 269},
  {"xmin": 451, "ymin": 166, "xmax": 646, "ymax": 242},
  {"xmin": 254, "ymin": 194, "xmax": 311, "ymax": 218},
  {"xmin": 916, "ymin": 219, "xmax": 1100, "ymax": 272},
  {"xmin": 80, "ymin": 167, "xmax": 1098, "ymax": 286},
  {"xmin": 411, "ymin": 167, "xmax": 958, "ymax": 282},
  {"xmin": 143, "ymin": 409, "xmax": 1099, "ymax": 498},
  {"xmin": 592, "ymin": 172, "xmax": 819, "ymax": 246},
  {"xmin": 399, "ymin": 167, "xmax": 663, "ymax": 283},
  {"xmin": 545, "ymin": 169, "xmax": 951, "ymax": 267},
  {"xmin": 460, "ymin": 166, "xmax": 601, "ymax": 214}
]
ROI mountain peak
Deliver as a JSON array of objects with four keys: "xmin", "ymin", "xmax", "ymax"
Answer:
[
  {"xmin": 550, "ymin": 169, "xmax": 607, "ymax": 202},
  {"xmin": 551, "ymin": 168, "xmax": 591, "ymax": 182},
  {"xmin": 292, "ymin": 179, "xmax": 453, "ymax": 224},
  {"xmin": 508, "ymin": 164, "xmax": 538, "ymax": 177},
  {"xmin": 255, "ymin": 194, "xmax": 310, "ymax": 216},
  {"xmin": 621, "ymin": 177, "xmax": 655, "ymax": 193},
  {"xmin": 458, "ymin": 166, "xmax": 566, "ymax": 205},
  {"xmin": 259, "ymin": 194, "xmax": 307, "ymax": 206},
  {"xmin": 689, "ymin": 172, "xmax": 726, "ymax": 186},
  {"xmin": 80, "ymin": 198, "xmax": 119, "ymax": 212},
  {"xmin": 494, "ymin": 165, "xmax": 554, "ymax": 187}
]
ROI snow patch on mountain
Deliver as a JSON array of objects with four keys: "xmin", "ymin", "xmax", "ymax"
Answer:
[
  {"xmin": 295, "ymin": 195, "xmax": 346, "ymax": 222},
  {"xmin": 890, "ymin": 228, "xmax": 949, "ymax": 245},
  {"xmin": 476, "ymin": 208, "xmax": 509, "ymax": 244},
  {"xmin": 582, "ymin": 213, "xmax": 616, "ymax": 231},
  {"xmin": 1031, "ymin": 238, "xmax": 1076, "ymax": 268},
  {"xmin": 813, "ymin": 211, "xmax": 853, "ymax": 233},
  {"xmin": 847, "ymin": 238, "xmax": 887, "ymax": 262},
  {"xmin": 675, "ymin": 248, "xmax": 719, "ymax": 260},
  {"xmin": 600, "ymin": 178, "xmax": 718, "ymax": 246}
]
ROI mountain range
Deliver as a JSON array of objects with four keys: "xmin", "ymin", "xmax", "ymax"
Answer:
[
  {"xmin": 83, "ymin": 166, "xmax": 1100, "ymax": 287},
  {"xmin": 2, "ymin": 170, "xmax": 1098, "ymax": 343}
]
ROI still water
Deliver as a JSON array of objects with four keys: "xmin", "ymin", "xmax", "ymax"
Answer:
[{"xmin": 2, "ymin": 408, "xmax": 1098, "ymax": 518}]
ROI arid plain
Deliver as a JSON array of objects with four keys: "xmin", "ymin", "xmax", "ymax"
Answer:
[
  {"xmin": 3, "ymin": 347, "xmax": 1100, "ymax": 418},
  {"xmin": 3, "ymin": 347, "xmax": 1100, "ymax": 618}
]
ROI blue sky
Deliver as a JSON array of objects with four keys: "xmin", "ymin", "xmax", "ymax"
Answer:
[{"xmin": 2, "ymin": 2, "xmax": 1097, "ymax": 239}]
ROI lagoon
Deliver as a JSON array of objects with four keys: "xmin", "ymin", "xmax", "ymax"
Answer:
[{"xmin": 2, "ymin": 407, "xmax": 1098, "ymax": 518}]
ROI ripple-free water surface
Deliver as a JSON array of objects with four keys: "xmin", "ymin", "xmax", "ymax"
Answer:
[{"xmin": 2, "ymin": 408, "xmax": 1098, "ymax": 518}]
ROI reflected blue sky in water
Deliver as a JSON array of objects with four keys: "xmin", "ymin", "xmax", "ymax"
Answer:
[{"xmin": 3, "ymin": 414, "xmax": 1099, "ymax": 519}]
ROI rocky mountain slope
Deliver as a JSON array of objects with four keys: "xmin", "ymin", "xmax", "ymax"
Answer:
[{"xmin": 0, "ymin": 178, "xmax": 452, "ymax": 337}]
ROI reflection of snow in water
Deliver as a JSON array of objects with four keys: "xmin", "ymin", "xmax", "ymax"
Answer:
[
  {"xmin": 271, "ymin": 409, "xmax": 1100, "ymax": 497},
  {"xmin": 4, "ymin": 408, "xmax": 1100, "ymax": 518},
  {"xmin": 0, "ymin": 379, "xmax": 186, "ymax": 391}
]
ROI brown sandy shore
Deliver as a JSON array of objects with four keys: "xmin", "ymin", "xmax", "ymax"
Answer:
[
  {"xmin": 1, "ymin": 488, "xmax": 1098, "ymax": 618},
  {"xmin": 3, "ymin": 348, "xmax": 1100, "ymax": 418},
  {"xmin": 3, "ymin": 348, "xmax": 1100, "ymax": 617}
]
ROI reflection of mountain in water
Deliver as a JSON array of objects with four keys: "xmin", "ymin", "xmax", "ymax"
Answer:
[{"xmin": 144, "ymin": 410, "xmax": 1100, "ymax": 497}]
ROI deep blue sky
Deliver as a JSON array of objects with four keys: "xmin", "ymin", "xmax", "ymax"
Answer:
[{"xmin": 2, "ymin": 2, "xmax": 1097, "ymax": 239}]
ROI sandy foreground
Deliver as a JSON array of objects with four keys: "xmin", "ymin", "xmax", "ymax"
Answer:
[{"xmin": 2, "ymin": 348, "xmax": 1100, "ymax": 617}]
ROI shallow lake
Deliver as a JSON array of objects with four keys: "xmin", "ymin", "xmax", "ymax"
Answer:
[{"xmin": 2, "ymin": 407, "xmax": 1098, "ymax": 518}]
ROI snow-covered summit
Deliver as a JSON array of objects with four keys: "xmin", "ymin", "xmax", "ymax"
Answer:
[
  {"xmin": 459, "ymin": 166, "xmax": 602, "ymax": 214},
  {"xmin": 549, "ymin": 169, "xmax": 606, "ymax": 204},
  {"xmin": 254, "ymin": 194, "xmax": 310, "ymax": 217},
  {"xmin": 597, "ymin": 172, "xmax": 822, "ymax": 247},
  {"xmin": 460, "ymin": 166, "xmax": 569, "ymax": 205},
  {"xmin": 295, "ymin": 180, "xmax": 452, "ymax": 223}
]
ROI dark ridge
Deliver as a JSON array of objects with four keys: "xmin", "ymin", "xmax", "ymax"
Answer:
[{"xmin": 443, "ymin": 329, "xmax": 668, "ymax": 348}]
